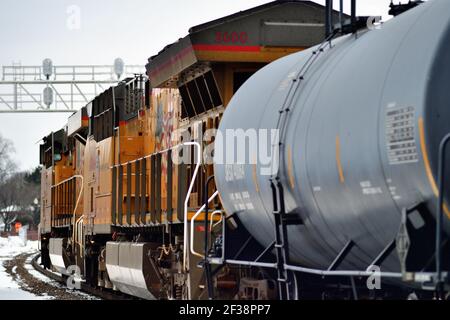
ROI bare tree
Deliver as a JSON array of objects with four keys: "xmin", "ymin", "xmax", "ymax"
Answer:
[
  {"xmin": 0, "ymin": 135, "xmax": 41, "ymax": 231},
  {"xmin": 0, "ymin": 134, "xmax": 17, "ymax": 231},
  {"xmin": 25, "ymin": 167, "xmax": 42, "ymax": 227},
  {"xmin": 0, "ymin": 172, "xmax": 36, "ymax": 231},
  {"xmin": 0, "ymin": 134, "xmax": 15, "ymax": 182}
]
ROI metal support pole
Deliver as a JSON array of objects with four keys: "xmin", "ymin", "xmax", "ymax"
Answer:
[{"xmin": 13, "ymin": 83, "xmax": 17, "ymax": 110}]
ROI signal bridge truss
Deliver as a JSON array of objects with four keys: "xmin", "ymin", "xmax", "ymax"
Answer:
[{"xmin": 0, "ymin": 62, "xmax": 145, "ymax": 113}]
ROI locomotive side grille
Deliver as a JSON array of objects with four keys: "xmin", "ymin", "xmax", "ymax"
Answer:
[
  {"xmin": 179, "ymin": 70, "xmax": 222, "ymax": 119},
  {"xmin": 89, "ymin": 77, "xmax": 145, "ymax": 142},
  {"xmin": 91, "ymin": 89, "xmax": 114, "ymax": 142}
]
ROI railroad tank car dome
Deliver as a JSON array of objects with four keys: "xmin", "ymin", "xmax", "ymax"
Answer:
[{"xmin": 214, "ymin": 0, "xmax": 450, "ymax": 272}]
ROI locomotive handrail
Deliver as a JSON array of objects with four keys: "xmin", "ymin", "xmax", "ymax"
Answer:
[
  {"xmin": 70, "ymin": 175, "xmax": 84, "ymax": 225},
  {"xmin": 210, "ymin": 210, "xmax": 224, "ymax": 232},
  {"xmin": 50, "ymin": 174, "xmax": 83, "ymax": 226},
  {"xmin": 202, "ymin": 175, "xmax": 217, "ymax": 300},
  {"xmin": 109, "ymin": 140, "xmax": 201, "ymax": 269},
  {"xmin": 181, "ymin": 141, "xmax": 201, "ymax": 301},
  {"xmin": 51, "ymin": 174, "xmax": 81, "ymax": 189},
  {"xmin": 108, "ymin": 140, "xmax": 201, "ymax": 272},
  {"xmin": 109, "ymin": 144, "xmax": 184, "ymax": 168},
  {"xmin": 189, "ymin": 202, "xmax": 220, "ymax": 259},
  {"xmin": 181, "ymin": 141, "xmax": 202, "ymax": 271},
  {"xmin": 74, "ymin": 216, "xmax": 84, "ymax": 265}
]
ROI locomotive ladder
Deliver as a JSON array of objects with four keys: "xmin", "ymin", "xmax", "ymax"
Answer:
[{"xmin": 270, "ymin": 30, "xmax": 339, "ymax": 300}]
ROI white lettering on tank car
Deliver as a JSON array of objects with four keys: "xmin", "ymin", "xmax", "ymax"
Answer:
[
  {"xmin": 360, "ymin": 181, "xmax": 383, "ymax": 195},
  {"xmin": 360, "ymin": 181, "xmax": 372, "ymax": 188},
  {"xmin": 362, "ymin": 187, "xmax": 383, "ymax": 195},
  {"xmin": 225, "ymin": 164, "xmax": 245, "ymax": 182},
  {"xmin": 246, "ymin": 202, "xmax": 255, "ymax": 210}
]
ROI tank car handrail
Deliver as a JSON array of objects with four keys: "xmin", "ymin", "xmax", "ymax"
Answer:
[
  {"xmin": 224, "ymin": 260, "xmax": 277, "ymax": 269},
  {"xmin": 212, "ymin": 258, "xmax": 439, "ymax": 282},
  {"xmin": 283, "ymin": 264, "xmax": 404, "ymax": 278},
  {"xmin": 270, "ymin": 29, "xmax": 338, "ymax": 183}
]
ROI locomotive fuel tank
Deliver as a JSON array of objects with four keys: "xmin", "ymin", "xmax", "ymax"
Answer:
[{"xmin": 214, "ymin": 0, "xmax": 450, "ymax": 272}]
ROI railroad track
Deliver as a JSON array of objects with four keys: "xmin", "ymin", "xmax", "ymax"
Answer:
[{"xmin": 31, "ymin": 253, "xmax": 134, "ymax": 300}]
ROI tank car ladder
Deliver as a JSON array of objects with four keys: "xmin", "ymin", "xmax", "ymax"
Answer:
[
  {"xmin": 270, "ymin": 179, "xmax": 292, "ymax": 300},
  {"xmin": 269, "ymin": 31, "xmax": 339, "ymax": 300}
]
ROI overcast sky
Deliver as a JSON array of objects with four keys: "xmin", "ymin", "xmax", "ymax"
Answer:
[{"xmin": 0, "ymin": 0, "xmax": 396, "ymax": 171}]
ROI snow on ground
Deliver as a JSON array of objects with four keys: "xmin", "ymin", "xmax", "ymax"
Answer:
[
  {"xmin": 0, "ymin": 236, "xmax": 49, "ymax": 300},
  {"xmin": 0, "ymin": 236, "xmax": 38, "ymax": 257},
  {"xmin": 24, "ymin": 256, "xmax": 54, "ymax": 284},
  {"xmin": 0, "ymin": 236, "xmax": 100, "ymax": 300},
  {"xmin": 22, "ymin": 255, "xmax": 100, "ymax": 300}
]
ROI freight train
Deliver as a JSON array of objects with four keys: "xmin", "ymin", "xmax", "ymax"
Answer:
[{"xmin": 38, "ymin": 0, "xmax": 450, "ymax": 300}]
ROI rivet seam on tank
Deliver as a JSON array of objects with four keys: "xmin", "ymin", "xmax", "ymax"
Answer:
[
  {"xmin": 335, "ymin": 135, "xmax": 345, "ymax": 184},
  {"xmin": 287, "ymin": 146, "xmax": 295, "ymax": 190},
  {"xmin": 418, "ymin": 117, "xmax": 450, "ymax": 219}
]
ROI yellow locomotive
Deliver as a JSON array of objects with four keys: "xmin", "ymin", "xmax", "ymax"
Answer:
[{"xmin": 39, "ymin": 1, "xmax": 341, "ymax": 299}]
